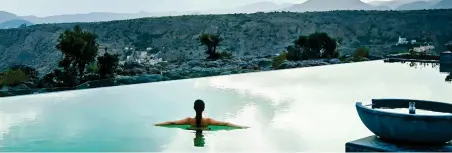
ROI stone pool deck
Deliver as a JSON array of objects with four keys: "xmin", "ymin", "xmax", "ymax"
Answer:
[{"xmin": 346, "ymin": 136, "xmax": 452, "ymax": 152}]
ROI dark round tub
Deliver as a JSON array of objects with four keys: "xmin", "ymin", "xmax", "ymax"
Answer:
[{"xmin": 356, "ymin": 99, "xmax": 452, "ymax": 144}]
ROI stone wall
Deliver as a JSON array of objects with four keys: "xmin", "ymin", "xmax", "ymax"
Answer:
[{"xmin": 440, "ymin": 51, "xmax": 452, "ymax": 64}]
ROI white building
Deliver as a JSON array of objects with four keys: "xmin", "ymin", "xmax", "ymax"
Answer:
[
  {"xmin": 397, "ymin": 36, "xmax": 417, "ymax": 45},
  {"xmin": 125, "ymin": 51, "xmax": 164, "ymax": 66},
  {"xmin": 397, "ymin": 36, "xmax": 408, "ymax": 45},
  {"xmin": 412, "ymin": 44, "xmax": 435, "ymax": 53}
]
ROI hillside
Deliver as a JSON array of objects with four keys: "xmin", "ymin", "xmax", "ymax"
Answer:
[
  {"xmin": 0, "ymin": 19, "xmax": 33, "ymax": 29},
  {"xmin": 1, "ymin": 10, "xmax": 452, "ymax": 73}
]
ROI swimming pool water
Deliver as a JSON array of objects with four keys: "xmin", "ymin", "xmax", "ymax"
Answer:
[{"xmin": 0, "ymin": 60, "xmax": 451, "ymax": 151}]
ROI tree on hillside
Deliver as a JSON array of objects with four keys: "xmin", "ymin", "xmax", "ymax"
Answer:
[
  {"xmin": 97, "ymin": 47, "xmax": 119, "ymax": 79},
  {"xmin": 56, "ymin": 56, "xmax": 78, "ymax": 87},
  {"xmin": 287, "ymin": 32, "xmax": 338, "ymax": 61},
  {"xmin": 19, "ymin": 24, "xmax": 27, "ymax": 29},
  {"xmin": 56, "ymin": 25, "xmax": 99, "ymax": 83},
  {"xmin": 199, "ymin": 33, "xmax": 222, "ymax": 60}
]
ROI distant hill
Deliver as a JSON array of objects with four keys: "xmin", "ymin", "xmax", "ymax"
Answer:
[
  {"xmin": 433, "ymin": 0, "xmax": 452, "ymax": 9},
  {"xmin": 429, "ymin": 0, "xmax": 442, "ymax": 5},
  {"xmin": 368, "ymin": 0, "xmax": 415, "ymax": 9},
  {"xmin": 0, "ymin": 11, "xmax": 19, "ymax": 23},
  {"xmin": 282, "ymin": 0, "xmax": 386, "ymax": 12},
  {"xmin": 0, "ymin": 0, "xmax": 450, "ymax": 24},
  {"xmin": 1, "ymin": 1, "xmax": 294, "ymax": 24},
  {"xmin": 190, "ymin": 2, "xmax": 293, "ymax": 14},
  {"xmin": 0, "ymin": 19, "xmax": 33, "ymax": 29},
  {"xmin": 16, "ymin": 2, "xmax": 292, "ymax": 24},
  {"xmin": 370, "ymin": 0, "xmax": 440, "ymax": 9},
  {"xmin": 397, "ymin": 1, "xmax": 433, "ymax": 10},
  {"xmin": 20, "ymin": 11, "xmax": 185, "ymax": 24},
  {"xmin": 230, "ymin": 2, "xmax": 293, "ymax": 13}
]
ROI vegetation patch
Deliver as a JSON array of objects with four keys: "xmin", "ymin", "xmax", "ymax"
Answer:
[
  {"xmin": 272, "ymin": 52, "xmax": 287, "ymax": 68},
  {"xmin": 0, "ymin": 69, "xmax": 28, "ymax": 87}
]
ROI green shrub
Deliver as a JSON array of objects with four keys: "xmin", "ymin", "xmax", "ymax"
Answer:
[
  {"xmin": 218, "ymin": 51, "xmax": 233, "ymax": 59},
  {"xmin": 286, "ymin": 46, "xmax": 302, "ymax": 61},
  {"xmin": 86, "ymin": 62, "xmax": 98, "ymax": 73},
  {"xmin": 338, "ymin": 55, "xmax": 347, "ymax": 62},
  {"xmin": 272, "ymin": 52, "xmax": 287, "ymax": 68},
  {"xmin": 353, "ymin": 46, "xmax": 370, "ymax": 61},
  {"xmin": 97, "ymin": 52, "xmax": 120, "ymax": 79},
  {"xmin": 38, "ymin": 72, "xmax": 57, "ymax": 88},
  {"xmin": 0, "ymin": 69, "xmax": 29, "ymax": 86},
  {"xmin": 286, "ymin": 32, "xmax": 338, "ymax": 61},
  {"xmin": 9, "ymin": 65, "xmax": 39, "ymax": 79},
  {"xmin": 331, "ymin": 50, "xmax": 340, "ymax": 59}
]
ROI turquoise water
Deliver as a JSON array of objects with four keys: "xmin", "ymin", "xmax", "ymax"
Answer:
[{"xmin": 0, "ymin": 60, "xmax": 451, "ymax": 151}]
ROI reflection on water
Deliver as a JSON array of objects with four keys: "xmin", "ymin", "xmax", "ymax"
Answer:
[
  {"xmin": 385, "ymin": 61, "xmax": 452, "ymax": 83},
  {"xmin": 0, "ymin": 60, "xmax": 452, "ymax": 151},
  {"xmin": 194, "ymin": 131, "xmax": 205, "ymax": 147},
  {"xmin": 440, "ymin": 64, "xmax": 452, "ymax": 83},
  {"xmin": 155, "ymin": 124, "xmax": 245, "ymax": 148},
  {"xmin": 402, "ymin": 61, "xmax": 440, "ymax": 69}
]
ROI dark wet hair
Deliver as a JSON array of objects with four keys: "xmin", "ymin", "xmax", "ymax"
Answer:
[{"xmin": 194, "ymin": 99, "xmax": 205, "ymax": 127}]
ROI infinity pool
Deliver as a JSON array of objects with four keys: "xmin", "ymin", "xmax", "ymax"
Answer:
[{"xmin": 0, "ymin": 60, "xmax": 451, "ymax": 151}]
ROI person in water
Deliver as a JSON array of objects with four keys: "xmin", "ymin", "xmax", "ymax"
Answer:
[{"xmin": 155, "ymin": 99, "xmax": 249, "ymax": 129}]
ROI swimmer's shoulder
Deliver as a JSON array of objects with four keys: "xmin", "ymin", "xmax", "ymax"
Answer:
[
  {"xmin": 203, "ymin": 117, "xmax": 215, "ymax": 124},
  {"xmin": 185, "ymin": 117, "xmax": 195, "ymax": 122}
]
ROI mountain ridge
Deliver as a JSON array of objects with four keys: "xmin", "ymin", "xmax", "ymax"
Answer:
[
  {"xmin": 0, "ymin": 11, "xmax": 20, "ymax": 23},
  {"xmin": 1, "ymin": 0, "xmax": 451, "ymax": 24},
  {"xmin": 282, "ymin": 0, "xmax": 387, "ymax": 12},
  {"xmin": 0, "ymin": 19, "xmax": 33, "ymax": 29},
  {"xmin": 0, "ymin": 1, "xmax": 292, "ymax": 24}
]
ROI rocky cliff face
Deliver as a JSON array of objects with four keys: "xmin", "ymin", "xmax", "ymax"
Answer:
[{"xmin": 1, "ymin": 10, "xmax": 452, "ymax": 74}]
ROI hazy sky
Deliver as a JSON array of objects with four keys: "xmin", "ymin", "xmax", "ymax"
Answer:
[{"xmin": 1, "ymin": 0, "xmax": 386, "ymax": 17}]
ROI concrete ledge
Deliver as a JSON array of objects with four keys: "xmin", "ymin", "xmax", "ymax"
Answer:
[
  {"xmin": 384, "ymin": 58, "xmax": 439, "ymax": 63},
  {"xmin": 346, "ymin": 136, "xmax": 452, "ymax": 152}
]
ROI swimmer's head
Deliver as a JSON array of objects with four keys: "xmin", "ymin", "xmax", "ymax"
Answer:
[
  {"xmin": 194, "ymin": 99, "xmax": 205, "ymax": 127},
  {"xmin": 194, "ymin": 99, "xmax": 205, "ymax": 113}
]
